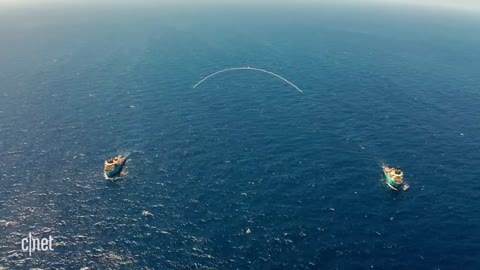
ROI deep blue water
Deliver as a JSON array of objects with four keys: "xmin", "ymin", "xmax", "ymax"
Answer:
[{"xmin": 1, "ymin": 3, "xmax": 479, "ymax": 269}]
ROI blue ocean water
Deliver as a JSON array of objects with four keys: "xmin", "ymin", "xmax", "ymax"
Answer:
[{"xmin": 1, "ymin": 3, "xmax": 479, "ymax": 269}]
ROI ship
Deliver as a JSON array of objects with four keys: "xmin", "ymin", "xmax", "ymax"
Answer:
[
  {"xmin": 382, "ymin": 165, "xmax": 409, "ymax": 191},
  {"xmin": 104, "ymin": 155, "xmax": 128, "ymax": 179}
]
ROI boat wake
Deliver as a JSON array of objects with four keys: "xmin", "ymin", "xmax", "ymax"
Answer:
[{"xmin": 193, "ymin": 66, "xmax": 303, "ymax": 93}]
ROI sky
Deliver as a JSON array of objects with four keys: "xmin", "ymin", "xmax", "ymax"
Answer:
[
  {"xmin": 372, "ymin": 0, "xmax": 480, "ymax": 12},
  {"xmin": 0, "ymin": 0, "xmax": 479, "ymax": 12}
]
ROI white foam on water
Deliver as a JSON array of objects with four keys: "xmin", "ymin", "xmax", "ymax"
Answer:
[{"xmin": 193, "ymin": 67, "xmax": 303, "ymax": 93}]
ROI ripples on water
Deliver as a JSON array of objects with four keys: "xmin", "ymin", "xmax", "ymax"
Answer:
[{"xmin": 1, "ymin": 4, "xmax": 480, "ymax": 269}]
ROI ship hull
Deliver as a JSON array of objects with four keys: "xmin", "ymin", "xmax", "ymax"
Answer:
[
  {"xmin": 383, "ymin": 168, "xmax": 403, "ymax": 190},
  {"xmin": 104, "ymin": 158, "xmax": 127, "ymax": 178}
]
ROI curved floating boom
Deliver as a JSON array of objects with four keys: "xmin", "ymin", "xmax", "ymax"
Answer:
[{"xmin": 193, "ymin": 66, "xmax": 303, "ymax": 93}]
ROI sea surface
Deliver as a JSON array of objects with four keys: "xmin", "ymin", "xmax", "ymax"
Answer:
[{"xmin": 0, "ymin": 3, "xmax": 479, "ymax": 269}]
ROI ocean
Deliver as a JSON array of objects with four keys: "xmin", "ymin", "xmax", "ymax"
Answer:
[{"xmin": 0, "ymin": 3, "xmax": 479, "ymax": 269}]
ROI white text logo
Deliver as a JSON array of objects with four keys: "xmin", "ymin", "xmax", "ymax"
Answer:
[{"xmin": 21, "ymin": 233, "xmax": 54, "ymax": 256}]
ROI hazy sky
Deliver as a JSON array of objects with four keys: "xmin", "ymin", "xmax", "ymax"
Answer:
[
  {"xmin": 372, "ymin": 0, "xmax": 480, "ymax": 11},
  {"xmin": 1, "ymin": 0, "xmax": 479, "ymax": 12}
]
